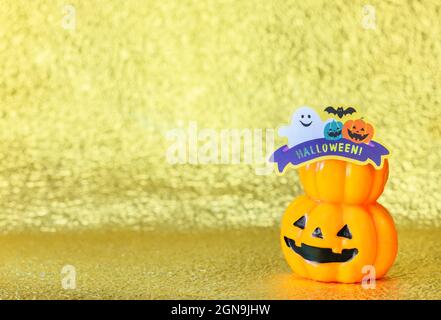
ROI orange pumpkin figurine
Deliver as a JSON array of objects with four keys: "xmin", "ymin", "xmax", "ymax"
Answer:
[
  {"xmin": 280, "ymin": 195, "xmax": 398, "ymax": 283},
  {"xmin": 280, "ymin": 159, "xmax": 397, "ymax": 283},
  {"xmin": 275, "ymin": 107, "xmax": 396, "ymax": 283},
  {"xmin": 298, "ymin": 159, "xmax": 389, "ymax": 205},
  {"xmin": 343, "ymin": 119, "xmax": 374, "ymax": 144}
]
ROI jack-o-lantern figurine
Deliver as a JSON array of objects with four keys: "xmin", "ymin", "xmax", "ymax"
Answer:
[
  {"xmin": 274, "ymin": 106, "xmax": 396, "ymax": 283},
  {"xmin": 280, "ymin": 159, "xmax": 397, "ymax": 283},
  {"xmin": 280, "ymin": 192, "xmax": 398, "ymax": 283}
]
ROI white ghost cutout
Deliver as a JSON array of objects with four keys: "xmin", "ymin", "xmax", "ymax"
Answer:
[{"xmin": 278, "ymin": 106, "xmax": 325, "ymax": 148}]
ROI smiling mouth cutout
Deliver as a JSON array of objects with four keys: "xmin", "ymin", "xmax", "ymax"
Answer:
[
  {"xmin": 299, "ymin": 121, "xmax": 312, "ymax": 127},
  {"xmin": 327, "ymin": 130, "xmax": 342, "ymax": 137},
  {"xmin": 284, "ymin": 236, "xmax": 358, "ymax": 263},
  {"xmin": 347, "ymin": 129, "xmax": 368, "ymax": 142}
]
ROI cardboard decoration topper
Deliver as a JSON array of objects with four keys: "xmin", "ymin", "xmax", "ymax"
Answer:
[
  {"xmin": 272, "ymin": 106, "xmax": 397, "ymax": 283},
  {"xmin": 272, "ymin": 106, "xmax": 390, "ymax": 173}
]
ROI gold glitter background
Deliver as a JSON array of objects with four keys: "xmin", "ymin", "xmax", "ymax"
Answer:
[{"xmin": 0, "ymin": 0, "xmax": 440, "ymax": 299}]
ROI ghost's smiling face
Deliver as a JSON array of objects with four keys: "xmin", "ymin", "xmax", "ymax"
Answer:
[
  {"xmin": 292, "ymin": 107, "xmax": 322, "ymax": 129},
  {"xmin": 298, "ymin": 113, "xmax": 313, "ymax": 127},
  {"xmin": 278, "ymin": 107, "xmax": 325, "ymax": 148}
]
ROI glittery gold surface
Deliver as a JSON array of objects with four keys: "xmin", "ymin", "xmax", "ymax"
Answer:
[
  {"xmin": 0, "ymin": 228, "xmax": 439, "ymax": 299},
  {"xmin": 1, "ymin": 0, "xmax": 441, "ymax": 299}
]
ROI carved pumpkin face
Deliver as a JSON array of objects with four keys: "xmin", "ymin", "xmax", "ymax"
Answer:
[
  {"xmin": 298, "ymin": 159, "xmax": 389, "ymax": 204},
  {"xmin": 280, "ymin": 195, "xmax": 398, "ymax": 283},
  {"xmin": 343, "ymin": 119, "xmax": 374, "ymax": 144},
  {"xmin": 324, "ymin": 120, "xmax": 343, "ymax": 141}
]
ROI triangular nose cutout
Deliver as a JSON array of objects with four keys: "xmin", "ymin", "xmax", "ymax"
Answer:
[{"xmin": 312, "ymin": 227, "xmax": 323, "ymax": 239}]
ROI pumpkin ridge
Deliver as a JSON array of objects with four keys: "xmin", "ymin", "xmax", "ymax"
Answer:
[
  {"xmin": 368, "ymin": 202, "xmax": 398, "ymax": 278},
  {"xmin": 313, "ymin": 162, "xmax": 321, "ymax": 201},
  {"xmin": 342, "ymin": 161, "xmax": 348, "ymax": 203},
  {"xmin": 363, "ymin": 163, "xmax": 375, "ymax": 204},
  {"xmin": 365, "ymin": 160, "xmax": 389, "ymax": 204}
]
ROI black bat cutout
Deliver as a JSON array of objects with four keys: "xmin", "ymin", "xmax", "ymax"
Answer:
[{"xmin": 324, "ymin": 106, "xmax": 357, "ymax": 118}]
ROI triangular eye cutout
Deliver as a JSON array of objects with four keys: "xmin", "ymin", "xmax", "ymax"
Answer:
[
  {"xmin": 337, "ymin": 224, "xmax": 352, "ymax": 239},
  {"xmin": 293, "ymin": 216, "xmax": 306, "ymax": 229}
]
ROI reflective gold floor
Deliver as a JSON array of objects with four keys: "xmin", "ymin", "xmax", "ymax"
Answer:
[{"xmin": 0, "ymin": 227, "xmax": 439, "ymax": 299}]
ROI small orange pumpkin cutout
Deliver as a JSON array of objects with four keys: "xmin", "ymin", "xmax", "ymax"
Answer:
[{"xmin": 343, "ymin": 119, "xmax": 374, "ymax": 144}]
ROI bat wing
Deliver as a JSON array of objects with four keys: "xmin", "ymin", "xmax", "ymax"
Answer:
[
  {"xmin": 344, "ymin": 107, "xmax": 357, "ymax": 115},
  {"xmin": 324, "ymin": 106, "xmax": 337, "ymax": 115}
]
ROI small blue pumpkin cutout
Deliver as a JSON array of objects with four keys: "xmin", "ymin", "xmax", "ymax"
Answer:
[{"xmin": 324, "ymin": 120, "xmax": 343, "ymax": 141}]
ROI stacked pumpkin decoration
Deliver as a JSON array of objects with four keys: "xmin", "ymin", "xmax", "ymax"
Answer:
[{"xmin": 280, "ymin": 159, "xmax": 398, "ymax": 283}]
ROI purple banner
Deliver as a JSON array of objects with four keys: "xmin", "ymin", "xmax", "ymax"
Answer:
[{"xmin": 270, "ymin": 138, "xmax": 389, "ymax": 172}]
